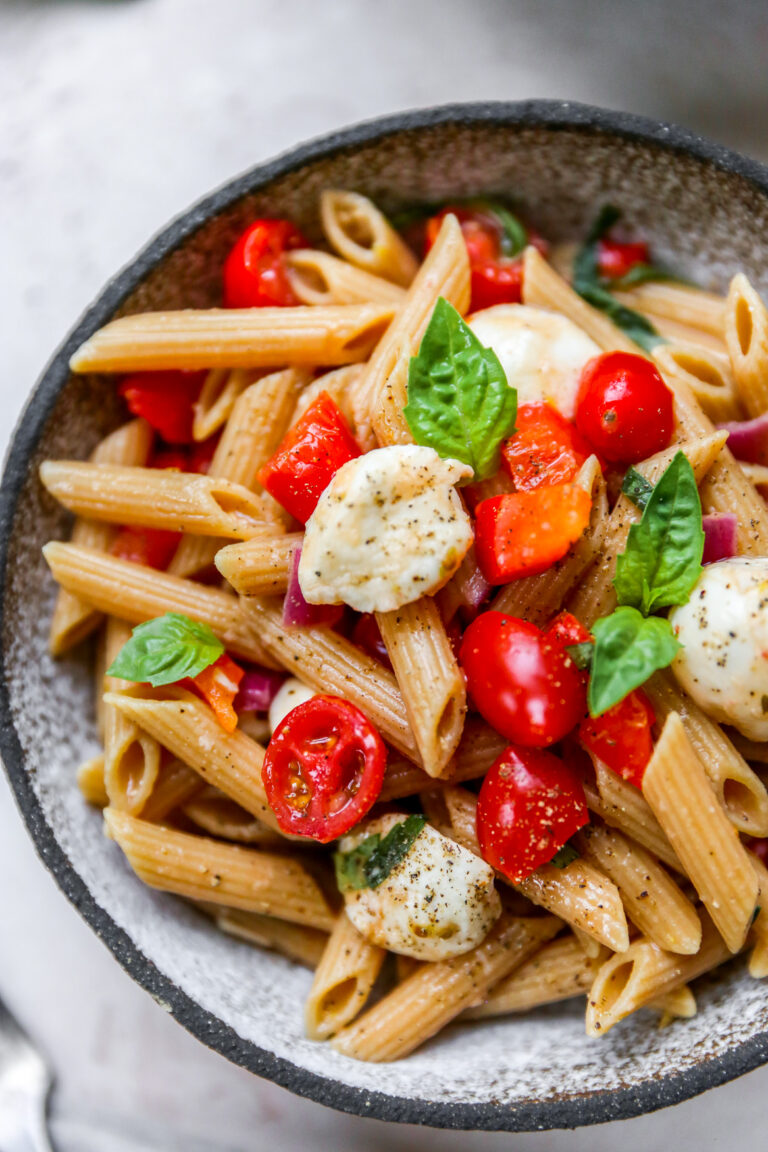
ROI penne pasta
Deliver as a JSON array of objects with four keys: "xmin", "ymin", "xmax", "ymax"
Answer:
[
  {"xmin": 192, "ymin": 368, "xmax": 257, "ymax": 442},
  {"xmin": 320, "ymin": 191, "xmax": 419, "ymax": 287},
  {"xmin": 102, "ymin": 618, "xmax": 162, "ymax": 815},
  {"xmin": 464, "ymin": 934, "xmax": 599, "ymax": 1018},
  {"xmin": 650, "ymin": 983, "xmax": 697, "ymax": 1026},
  {"xmin": 653, "ymin": 343, "xmax": 741, "ymax": 423},
  {"xmin": 724, "ymin": 273, "xmax": 768, "ymax": 418},
  {"xmin": 286, "ymin": 249, "xmax": 407, "ymax": 306},
  {"xmin": 69, "ymin": 304, "xmax": 396, "ymax": 373},
  {"xmin": 214, "ymin": 908, "xmax": 328, "ymax": 968},
  {"xmin": 747, "ymin": 852, "xmax": 768, "ymax": 979},
  {"xmin": 378, "ymin": 719, "xmax": 506, "ymax": 802},
  {"xmin": 612, "ymin": 281, "xmax": 726, "ymax": 339},
  {"xmin": 141, "ymin": 758, "xmax": 202, "ymax": 823},
  {"xmin": 77, "ymin": 754, "xmax": 108, "ymax": 808},
  {"xmin": 305, "ymin": 913, "xmax": 386, "ymax": 1040},
  {"xmin": 182, "ymin": 786, "xmax": 284, "ymax": 845},
  {"xmin": 584, "ymin": 765, "xmax": 683, "ymax": 874},
  {"xmin": 215, "ymin": 532, "xmax": 301, "ymax": 596}
]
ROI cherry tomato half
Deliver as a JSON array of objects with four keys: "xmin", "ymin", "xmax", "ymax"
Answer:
[
  {"xmin": 223, "ymin": 218, "xmax": 307, "ymax": 308},
  {"xmin": 262, "ymin": 695, "xmax": 386, "ymax": 842},
  {"xmin": 575, "ymin": 352, "xmax": 675, "ymax": 465},
  {"xmin": 460, "ymin": 612, "xmax": 587, "ymax": 747},
  {"xmin": 596, "ymin": 237, "xmax": 650, "ymax": 281},
  {"xmin": 579, "ymin": 689, "xmax": 656, "ymax": 789},
  {"xmin": 476, "ymin": 744, "xmax": 589, "ymax": 883},
  {"xmin": 119, "ymin": 371, "xmax": 206, "ymax": 444}
]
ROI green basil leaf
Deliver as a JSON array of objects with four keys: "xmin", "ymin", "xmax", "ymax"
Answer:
[
  {"xmin": 550, "ymin": 842, "xmax": 580, "ymax": 869},
  {"xmin": 621, "ymin": 467, "xmax": 655, "ymax": 511},
  {"xmin": 404, "ymin": 297, "xmax": 516, "ymax": 481},
  {"xmin": 614, "ymin": 451, "xmax": 704, "ymax": 615},
  {"xmin": 106, "ymin": 612, "xmax": 224, "ymax": 687},
  {"xmin": 334, "ymin": 815, "xmax": 427, "ymax": 893},
  {"xmin": 610, "ymin": 263, "xmax": 678, "ymax": 290},
  {"xmin": 589, "ymin": 608, "xmax": 680, "ymax": 716},
  {"xmin": 566, "ymin": 641, "xmax": 594, "ymax": 671},
  {"xmin": 472, "ymin": 200, "xmax": 528, "ymax": 258}
]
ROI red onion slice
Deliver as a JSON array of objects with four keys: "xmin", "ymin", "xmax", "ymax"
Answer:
[
  {"xmin": 283, "ymin": 546, "xmax": 344, "ymax": 628},
  {"xmin": 702, "ymin": 513, "xmax": 738, "ymax": 565},
  {"xmin": 718, "ymin": 413, "xmax": 768, "ymax": 466},
  {"xmin": 235, "ymin": 668, "xmax": 285, "ymax": 712}
]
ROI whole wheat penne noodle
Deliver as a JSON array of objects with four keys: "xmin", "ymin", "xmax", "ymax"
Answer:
[
  {"xmin": 286, "ymin": 249, "xmax": 407, "ymax": 307},
  {"xmin": 568, "ymin": 432, "xmax": 727, "ymax": 626},
  {"xmin": 77, "ymin": 754, "xmax": 108, "ymax": 808},
  {"xmin": 745, "ymin": 852, "xmax": 768, "ymax": 978},
  {"xmin": 182, "ymin": 786, "xmax": 283, "ymax": 845},
  {"xmin": 102, "ymin": 618, "xmax": 161, "ymax": 815},
  {"xmin": 465, "ymin": 935, "xmax": 598, "ymax": 1018},
  {"xmin": 193, "ymin": 368, "xmax": 257, "ymax": 442},
  {"xmin": 290, "ymin": 364, "xmax": 365, "ymax": 430},
  {"xmin": 491, "ymin": 454, "xmax": 607, "ymax": 623},
  {"xmin": 305, "ymin": 913, "xmax": 386, "ymax": 1040},
  {"xmin": 395, "ymin": 955, "xmax": 421, "ymax": 983},
  {"xmin": 725, "ymin": 273, "xmax": 768, "ymax": 417},
  {"xmin": 740, "ymin": 463, "xmax": 768, "ymax": 488},
  {"xmin": 650, "ymin": 983, "xmax": 697, "ymax": 1026},
  {"xmin": 170, "ymin": 369, "xmax": 304, "ymax": 576},
  {"xmin": 584, "ymin": 766, "xmax": 683, "ymax": 874},
  {"xmin": 360, "ymin": 213, "xmax": 470, "ymax": 447},
  {"xmin": 42, "ymin": 544, "xmax": 279, "ymax": 669},
  {"xmin": 69, "ymin": 304, "xmax": 396, "ymax": 373},
  {"xmin": 40, "ymin": 462, "xmax": 271, "ymax": 541},
  {"xmin": 214, "ymin": 908, "xmax": 328, "ymax": 968},
  {"xmin": 642, "ymin": 713, "xmax": 758, "ymax": 952},
  {"xmin": 376, "ymin": 597, "xmax": 466, "ymax": 778},
  {"xmin": 215, "ymin": 533, "xmax": 301, "ymax": 595},
  {"xmin": 378, "ymin": 719, "xmax": 507, "ymax": 801},
  {"xmin": 104, "ymin": 690, "xmax": 280, "ymax": 830},
  {"xmin": 49, "ymin": 418, "xmax": 154, "ymax": 655},
  {"xmin": 441, "ymin": 786, "xmax": 629, "ymax": 952},
  {"xmin": 586, "ymin": 911, "xmax": 732, "ymax": 1036},
  {"xmin": 653, "ymin": 342, "xmax": 741, "ymax": 423},
  {"xmin": 94, "ymin": 624, "xmax": 109, "ymax": 741},
  {"xmin": 572, "ymin": 926, "xmax": 603, "ymax": 959},
  {"xmin": 576, "ymin": 822, "xmax": 701, "ymax": 954},
  {"xmin": 141, "ymin": 758, "xmax": 202, "ymax": 823},
  {"xmin": 644, "ymin": 673, "xmax": 768, "ymax": 836},
  {"xmin": 332, "ymin": 914, "xmax": 560, "ymax": 1062},
  {"xmin": 612, "ymin": 281, "xmax": 725, "ymax": 338},
  {"xmin": 240, "ymin": 594, "xmax": 418, "ymax": 762},
  {"xmin": 727, "ymin": 730, "xmax": 768, "ymax": 765},
  {"xmin": 641, "ymin": 315, "xmax": 725, "ymax": 354},
  {"xmin": 104, "ymin": 810, "xmax": 335, "ymax": 930},
  {"xmin": 320, "ymin": 191, "xmax": 419, "ymax": 287}
]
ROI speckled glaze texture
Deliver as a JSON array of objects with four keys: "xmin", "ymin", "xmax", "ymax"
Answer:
[{"xmin": 3, "ymin": 103, "xmax": 768, "ymax": 1132}]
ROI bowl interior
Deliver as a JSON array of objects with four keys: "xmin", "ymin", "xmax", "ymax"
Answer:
[{"xmin": 4, "ymin": 107, "xmax": 768, "ymax": 1130}]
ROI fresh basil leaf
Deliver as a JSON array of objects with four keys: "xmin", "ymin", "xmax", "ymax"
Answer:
[
  {"xmin": 550, "ymin": 842, "xmax": 580, "ymax": 869},
  {"xmin": 106, "ymin": 612, "xmax": 224, "ymax": 687},
  {"xmin": 404, "ymin": 297, "xmax": 516, "ymax": 481},
  {"xmin": 621, "ymin": 467, "xmax": 655, "ymax": 511},
  {"xmin": 589, "ymin": 607, "xmax": 680, "ymax": 716},
  {"xmin": 610, "ymin": 263, "xmax": 678, "ymax": 290},
  {"xmin": 470, "ymin": 200, "xmax": 528, "ymax": 258},
  {"xmin": 614, "ymin": 451, "xmax": 704, "ymax": 615},
  {"xmin": 566, "ymin": 641, "xmax": 594, "ymax": 671},
  {"xmin": 334, "ymin": 815, "xmax": 427, "ymax": 893}
]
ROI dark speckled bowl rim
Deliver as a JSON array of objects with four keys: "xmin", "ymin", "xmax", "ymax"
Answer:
[{"xmin": 4, "ymin": 100, "xmax": 768, "ymax": 1131}]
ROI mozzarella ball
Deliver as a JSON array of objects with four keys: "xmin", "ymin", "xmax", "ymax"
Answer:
[
  {"xmin": 468, "ymin": 304, "xmax": 600, "ymax": 420},
  {"xmin": 268, "ymin": 678, "xmax": 317, "ymax": 734},
  {"xmin": 341, "ymin": 813, "xmax": 501, "ymax": 961},
  {"xmin": 670, "ymin": 558, "xmax": 768, "ymax": 740},
  {"xmin": 298, "ymin": 445, "xmax": 473, "ymax": 613}
]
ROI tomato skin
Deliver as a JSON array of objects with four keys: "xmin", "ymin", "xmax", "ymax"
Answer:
[
  {"xmin": 189, "ymin": 653, "xmax": 245, "ymax": 734},
  {"xmin": 597, "ymin": 237, "xmax": 650, "ymax": 280},
  {"xmin": 262, "ymin": 695, "xmax": 387, "ymax": 842},
  {"xmin": 575, "ymin": 352, "xmax": 674, "ymax": 465},
  {"xmin": 460, "ymin": 612, "xmax": 587, "ymax": 747},
  {"xmin": 257, "ymin": 391, "xmax": 361, "ymax": 523},
  {"xmin": 476, "ymin": 744, "xmax": 589, "ymax": 883},
  {"xmin": 119, "ymin": 371, "xmax": 206, "ymax": 444},
  {"xmin": 110, "ymin": 526, "xmax": 181, "ymax": 570},
  {"xmin": 579, "ymin": 689, "xmax": 656, "ymax": 789},
  {"xmin": 502, "ymin": 403, "xmax": 592, "ymax": 491},
  {"xmin": 223, "ymin": 219, "xmax": 307, "ymax": 308},
  {"xmin": 544, "ymin": 610, "xmax": 592, "ymax": 651},
  {"xmin": 474, "ymin": 484, "xmax": 591, "ymax": 584}
]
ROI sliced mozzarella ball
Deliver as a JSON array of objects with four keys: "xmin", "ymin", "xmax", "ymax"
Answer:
[
  {"xmin": 468, "ymin": 304, "xmax": 600, "ymax": 420},
  {"xmin": 298, "ymin": 445, "xmax": 473, "ymax": 613},
  {"xmin": 268, "ymin": 678, "xmax": 317, "ymax": 734},
  {"xmin": 341, "ymin": 813, "xmax": 501, "ymax": 960},
  {"xmin": 670, "ymin": 558, "xmax": 768, "ymax": 740}
]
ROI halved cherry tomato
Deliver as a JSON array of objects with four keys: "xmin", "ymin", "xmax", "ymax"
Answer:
[
  {"xmin": 476, "ymin": 744, "xmax": 589, "ymax": 883},
  {"xmin": 119, "ymin": 371, "xmax": 206, "ymax": 444},
  {"xmin": 110, "ymin": 526, "xmax": 181, "ymax": 570},
  {"xmin": 262, "ymin": 695, "xmax": 387, "ymax": 842},
  {"xmin": 189, "ymin": 653, "xmax": 245, "ymax": 734},
  {"xmin": 223, "ymin": 218, "xmax": 307, "ymax": 308},
  {"xmin": 502, "ymin": 402, "xmax": 593, "ymax": 491},
  {"xmin": 351, "ymin": 613, "xmax": 392, "ymax": 669},
  {"xmin": 597, "ymin": 237, "xmax": 650, "ymax": 281},
  {"xmin": 257, "ymin": 391, "xmax": 361, "ymax": 523},
  {"xmin": 474, "ymin": 484, "xmax": 591, "ymax": 584},
  {"xmin": 575, "ymin": 352, "xmax": 674, "ymax": 465},
  {"xmin": 460, "ymin": 612, "xmax": 587, "ymax": 747},
  {"xmin": 579, "ymin": 689, "xmax": 656, "ymax": 789}
]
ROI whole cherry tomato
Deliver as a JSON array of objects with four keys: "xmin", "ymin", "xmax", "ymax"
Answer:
[
  {"xmin": 262, "ymin": 695, "xmax": 386, "ymax": 842},
  {"xmin": 476, "ymin": 744, "xmax": 589, "ymax": 883},
  {"xmin": 119, "ymin": 371, "xmax": 206, "ymax": 444},
  {"xmin": 460, "ymin": 612, "xmax": 587, "ymax": 746},
  {"xmin": 596, "ymin": 237, "xmax": 650, "ymax": 281},
  {"xmin": 223, "ymin": 218, "xmax": 307, "ymax": 308},
  {"xmin": 574, "ymin": 352, "xmax": 675, "ymax": 465},
  {"xmin": 579, "ymin": 689, "xmax": 656, "ymax": 789}
]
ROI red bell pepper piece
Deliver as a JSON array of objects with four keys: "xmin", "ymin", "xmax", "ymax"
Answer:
[
  {"xmin": 223, "ymin": 219, "xmax": 307, "ymax": 308},
  {"xmin": 119, "ymin": 371, "xmax": 206, "ymax": 444},
  {"xmin": 579, "ymin": 689, "xmax": 656, "ymax": 789},
  {"xmin": 189, "ymin": 653, "xmax": 245, "ymax": 733},
  {"xmin": 502, "ymin": 402, "xmax": 592, "ymax": 491},
  {"xmin": 110, "ymin": 527, "xmax": 182, "ymax": 571},
  {"xmin": 474, "ymin": 484, "xmax": 592, "ymax": 584}
]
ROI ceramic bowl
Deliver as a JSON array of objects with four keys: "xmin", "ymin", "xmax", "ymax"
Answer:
[{"xmin": 3, "ymin": 101, "xmax": 768, "ymax": 1131}]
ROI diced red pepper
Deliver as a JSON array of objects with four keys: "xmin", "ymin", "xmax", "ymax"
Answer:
[
  {"xmin": 119, "ymin": 371, "xmax": 206, "ymax": 444},
  {"xmin": 223, "ymin": 219, "xmax": 307, "ymax": 308},
  {"xmin": 596, "ymin": 237, "xmax": 650, "ymax": 281},
  {"xmin": 189, "ymin": 653, "xmax": 245, "ymax": 733},
  {"xmin": 502, "ymin": 403, "xmax": 592, "ymax": 491},
  {"xmin": 474, "ymin": 485, "xmax": 592, "ymax": 584},
  {"xmin": 257, "ymin": 391, "xmax": 361, "ymax": 524},
  {"xmin": 110, "ymin": 527, "xmax": 182, "ymax": 570},
  {"xmin": 579, "ymin": 689, "xmax": 656, "ymax": 789},
  {"xmin": 544, "ymin": 609, "xmax": 592, "ymax": 651}
]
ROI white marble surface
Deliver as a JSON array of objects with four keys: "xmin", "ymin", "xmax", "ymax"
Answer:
[{"xmin": 2, "ymin": 1, "xmax": 768, "ymax": 1146}]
